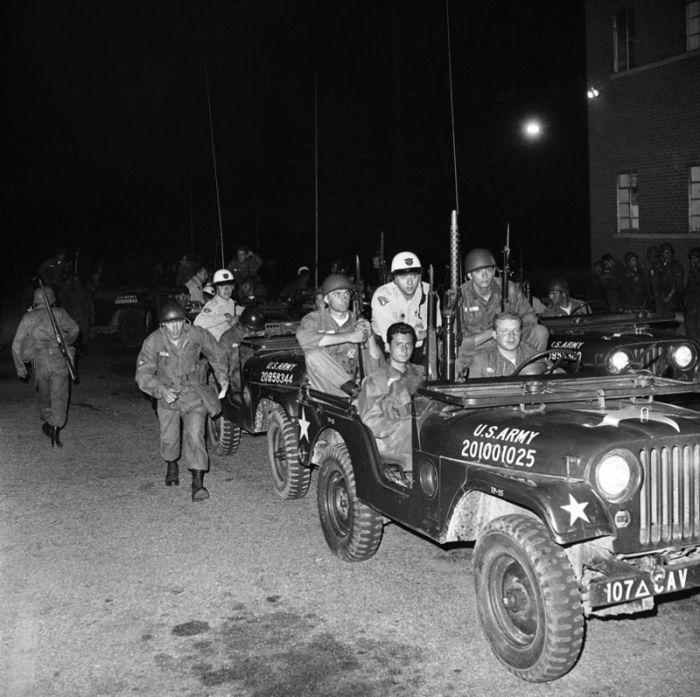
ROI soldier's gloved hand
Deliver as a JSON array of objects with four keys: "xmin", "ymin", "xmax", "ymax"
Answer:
[
  {"xmin": 162, "ymin": 387, "xmax": 179, "ymax": 404},
  {"xmin": 17, "ymin": 365, "xmax": 28, "ymax": 379}
]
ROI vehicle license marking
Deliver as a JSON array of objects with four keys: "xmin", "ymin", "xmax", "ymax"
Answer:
[
  {"xmin": 461, "ymin": 438, "xmax": 536, "ymax": 468},
  {"xmin": 602, "ymin": 568, "xmax": 689, "ymax": 605},
  {"xmin": 260, "ymin": 370, "xmax": 294, "ymax": 385}
]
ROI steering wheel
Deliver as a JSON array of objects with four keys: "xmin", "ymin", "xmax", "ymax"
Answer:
[
  {"xmin": 570, "ymin": 302, "xmax": 592, "ymax": 316},
  {"xmin": 512, "ymin": 348, "xmax": 582, "ymax": 377}
]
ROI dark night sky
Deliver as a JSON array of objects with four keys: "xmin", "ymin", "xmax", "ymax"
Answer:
[{"xmin": 2, "ymin": 0, "xmax": 589, "ymax": 288}]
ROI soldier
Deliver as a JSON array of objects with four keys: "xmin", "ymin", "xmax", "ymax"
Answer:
[
  {"xmin": 619, "ymin": 252, "xmax": 649, "ymax": 310},
  {"xmin": 296, "ymin": 273, "xmax": 382, "ymax": 397},
  {"xmin": 455, "ymin": 248, "xmax": 548, "ymax": 375},
  {"xmin": 371, "ymin": 251, "xmax": 441, "ymax": 365},
  {"xmin": 468, "ymin": 312, "xmax": 538, "ymax": 378},
  {"xmin": 135, "ymin": 302, "xmax": 228, "ymax": 501},
  {"xmin": 226, "ymin": 245, "xmax": 263, "ymax": 285},
  {"xmin": 37, "ymin": 249, "xmax": 69, "ymax": 293},
  {"xmin": 684, "ymin": 247, "xmax": 700, "ymax": 341},
  {"xmin": 656, "ymin": 242, "xmax": 684, "ymax": 313},
  {"xmin": 11, "ymin": 286, "xmax": 79, "ymax": 446},
  {"xmin": 357, "ymin": 322, "xmax": 424, "ymax": 479},
  {"xmin": 193, "ymin": 268, "xmax": 238, "ymax": 341},
  {"xmin": 185, "ymin": 266, "xmax": 209, "ymax": 305},
  {"xmin": 540, "ymin": 278, "xmax": 590, "ymax": 317}
]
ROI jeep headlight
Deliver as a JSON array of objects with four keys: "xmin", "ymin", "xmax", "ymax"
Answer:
[
  {"xmin": 607, "ymin": 350, "xmax": 631, "ymax": 374},
  {"xmin": 671, "ymin": 344, "xmax": 696, "ymax": 370},
  {"xmin": 594, "ymin": 449, "xmax": 640, "ymax": 503}
]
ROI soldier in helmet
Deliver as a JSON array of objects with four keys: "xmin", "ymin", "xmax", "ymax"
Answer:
[
  {"xmin": 11, "ymin": 286, "xmax": 79, "ymax": 446},
  {"xmin": 371, "ymin": 251, "xmax": 441, "ymax": 364},
  {"xmin": 193, "ymin": 268, "xmax": 238, "ymax": 340},
  {"xmin": 136, "ymin": 301, "xmax": 228, "ymax": 501},
  {"xmin": 619, "ymin": 251, "xmax": 649, "ymax": 311},
  {"xmin": 540, "ymin": 277, "xmax": 591, "ymax": 317},
  {"xmin": 297, "ymin": 273, "xmax": 382, "ymax": 397},
  {"xmin": 456, "ymin": 248, "xmax": 548, "ymax": 375},
  {"xmin": 656, "ymin": 242, "xmax": 684, "ymax": 313},
  {"xmin": 684, "ymin": 248, "xmax": 700, "ymax": 340}
]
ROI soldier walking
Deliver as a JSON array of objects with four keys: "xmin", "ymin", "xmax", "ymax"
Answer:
[{"xmin": 11, "ymin": 286, "xmax": 79, "ymax": 446}]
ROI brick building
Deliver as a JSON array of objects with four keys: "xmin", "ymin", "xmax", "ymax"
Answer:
[{"xmin": 586, "ymin": 0, "xmax": 700, "ymax": 266}]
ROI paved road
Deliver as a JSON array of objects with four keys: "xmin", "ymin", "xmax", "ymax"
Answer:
[{"xmin": 1, "ymin": 335, "xmax": 699, "ymax": 697}]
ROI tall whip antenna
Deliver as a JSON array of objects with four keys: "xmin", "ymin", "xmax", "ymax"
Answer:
[
  {"xmin": 205, "ymin": 64, "xmax": 226, "ymax": 267},
  {"xmin": 446, "ymin": 0, "xmax": 459, "ymax": 214},
  {"xmin": 314, "ymin": 74, "xmax": 319, "ymax": 289}
]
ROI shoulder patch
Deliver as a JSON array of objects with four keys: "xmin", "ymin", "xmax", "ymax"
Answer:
[{"xmin": 377, "ymin": 296, "xmax": 390, "ymax": 306}]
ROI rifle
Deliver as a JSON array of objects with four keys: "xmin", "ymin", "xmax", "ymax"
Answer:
[
  {"xmin": 353, "ymin": 254, "xmax": 367, "ymax": 380},
  {"xmin": 501, "ymin": 223, "xmax": 510, "ymax": 312},
  {"xmin": 38, "ymin": 279, "xmax": 79, "ymax": 384},
  {"xmin": 442, "ymin": 209, "xmax": 461, "ymax": 381},
  {"xmin": 425, "ymin": 264, "xmax": 438, "ymax": 380}
]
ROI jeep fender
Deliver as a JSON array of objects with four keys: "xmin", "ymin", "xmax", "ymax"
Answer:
[{"xmin": 446, "ymin": 470, "xmax": 615, "ymax": 545}]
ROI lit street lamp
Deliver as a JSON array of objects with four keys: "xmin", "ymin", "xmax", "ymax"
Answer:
[{"xmin": 520, "ymin": 117, "xmax": 545, "ymax": 238}]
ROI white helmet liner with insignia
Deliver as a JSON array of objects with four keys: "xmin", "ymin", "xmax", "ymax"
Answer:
[
  {"xmin": 213, "ymin": 268, "xmax": 235, "ymax": 285},
  {"xmin": 390, "ymin": 252, "xmax": 422, "ymax": 274}
]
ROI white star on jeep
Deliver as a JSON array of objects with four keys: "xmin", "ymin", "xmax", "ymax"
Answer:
[
  {"xmin": 561, "ymin": 494, "xmax": 590, "ymax": 525},
  {"xmin": 297, "ymin": 408, "xmax": 310, "ymax": 442}
]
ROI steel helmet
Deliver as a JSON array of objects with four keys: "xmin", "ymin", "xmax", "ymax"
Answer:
[
  {"xmin": 623, "ymin": 251, "xmax": 639, "ymax": 265},
  {"xmin": 33, "ymin": 286, "xmax": 56, "ymax": 307},
  {"xmin": 159, "ymin": 301, "xmax": 187, "ymax": 324},
  {"xmin": 659, "ymin": 242, "xmax": 675, "ymax": 255},
  {"xmin": 547, "ymin": 277, "xmax": 570, "ymax": 294},
  {"xmin": 390, "ymin": 252, "xmax": 422, "ymax": 273},
  {"xmin": 464, "ymin": 248, "xmax": 497, "ymax": 274},
  {"xmin": 239, "ymin": 305, "xmax": 266, "ymax": 332},
  {"xmin": 321, "ymin": 273, "xmax": 353, "ymax": 296},
  {"xmin": 212, "ymin": 268, "xmax": 235, "ymax": 285}
]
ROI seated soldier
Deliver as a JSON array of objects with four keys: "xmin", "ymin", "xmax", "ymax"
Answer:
[
  {"xmin": 296, "ymin": 273, "xmax": 382, "ymax": 397},
  {"xmin": 468, "ymin": 312, "xmax": 539, "ymax": 378},
  {"xmin": 357, "ymin": 322, "xmax": 424, "ymax": 478},
  {"xmin": 540, "ymin": 277, "xmax": 591, "ymax": 317}
]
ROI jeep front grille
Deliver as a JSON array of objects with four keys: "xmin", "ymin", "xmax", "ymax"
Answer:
[
  {"xmin": 639, "ymin": 444, "xmax": 700, "ymax": 545},
  {"xmin": 630, "ymin": 344, "xmax": 667, "ymax": 373}
]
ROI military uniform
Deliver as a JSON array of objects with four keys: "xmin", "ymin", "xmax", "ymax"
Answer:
[
  {"xmin": 371, "ymin": 280, "xmax": 441, "ymax": 350},
  {"xmin": 540, "ymin": 297, "xmax": 590, "ymax": 317},
  {"xmin": 297, "ymin": 308, "xmax": 377, "ymax": 397},
  {"xmin": 468, "ymin": 343, "xmax": 536, "ymax": 378},
  {"xmin": 135, "ymin": 324, "xmax": 227, "ymax": 473},
  {"xmin": 457, "ymin": 279, "xmax": 548, "ymax": 370},
  {"xmin": 11, "ymin": 304, "xmax": 79, "ymax": 434},
  {"xmin": 357, "ymin": 362, "xmax": 424, "ymax": 472},
  {"xmin": 193, "ymin": 294, "xmax": 237, "ymax": 341}
]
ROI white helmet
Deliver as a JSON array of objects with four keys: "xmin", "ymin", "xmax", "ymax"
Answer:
[
  {"xmin": 212, "ymin": 268, "xmax": 234, "ymax": 285},
  {"xmin": 390, "ymin": 252, "xmax": 422, "ymax": 273}
]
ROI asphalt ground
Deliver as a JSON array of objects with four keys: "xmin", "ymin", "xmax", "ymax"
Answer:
[{"xmin": 0, "ymin": 334, "xmax": 699, "ymax": 697}]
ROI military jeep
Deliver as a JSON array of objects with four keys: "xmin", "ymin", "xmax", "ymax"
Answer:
[
  {"xmin": 542, "ymin": 310, "xmax": 700, "ymax": 381},
  {"xmin": 217, "ymin": 330, "xmax": 700, "ymax": 683}
]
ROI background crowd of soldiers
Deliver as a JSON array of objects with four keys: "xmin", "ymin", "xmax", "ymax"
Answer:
[{"xmin": 590, "ymin": 243, "xmax": 700, "ymax": 339}]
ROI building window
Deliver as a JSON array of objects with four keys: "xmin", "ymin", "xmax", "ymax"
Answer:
[
  {"xmin": 688, "ymin": 1, "xmax": 700, "ymax": 51},
  {"xmin": 690, "ymin": 166, "xmax": 700, "ymax": 232},
  {"xmin": 613, "ymin": 7, "xmax": 635, "ymax": 72},
  {"xmin": 617, "ymin": 173, "xmax": 639, "ymax": 232}
]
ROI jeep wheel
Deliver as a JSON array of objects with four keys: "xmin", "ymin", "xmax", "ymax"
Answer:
[
  {"xmin": 266, "ymin": 405, "xmax": 310, "ymax": 499},
  {"xmin": 119, "ymin": 309, "xmax": 146, "ymax": 348},
  {"xmin": 207, "ymin": 415, "xmax": 241, "ymax": 456},
  {"xmin": 316, "ymin": 444, "xmax": 383, "ymax": 562},
  {"xmin": 473, "ymin": 515, "xmax": 584, "ymax": 682}
]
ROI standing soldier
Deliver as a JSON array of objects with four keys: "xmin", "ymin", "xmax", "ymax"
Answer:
[
  {"xmin": 656, "ymin": 242, "xmax": 684, "ymax": 313},
  {"xmin": 11, "ymin": 286, "xmax": 79, "ymax": 446},
  {"xmin": 456, "ymin": 248, "xmax": 548, "ymax": 375},
  {"xmin": 371, "ymin": 251, "xmax": 441, "ymax": 365},
  {"xmin": 619, "ymin": 252, "xmax": 649, "ymax": 311},
  {"xmin": 193, "ymin": 268, "xmax": 238, "ymax": 341},
  {"xmin": 684, "ymin": 248, "xmax": 700, "ymax": 341},
  {"xmin": 136, "ymin": 302, "xmax": 228, "ymax": 501}
]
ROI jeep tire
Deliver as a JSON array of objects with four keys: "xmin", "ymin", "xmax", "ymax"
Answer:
[
  {"xmin": 266, "ymin": 405, "xmax": 310, "ymax": 499},
  {"xmin": 207, "ymin": 415, "xmax": 241, "ymax": 456},
  {"xmin": 316, "ymin": 444, "xmax": 383, "ymax": 562},
  {"xmin": 473, "ymin": 514, "xmax": 584, "ymax": 682}
]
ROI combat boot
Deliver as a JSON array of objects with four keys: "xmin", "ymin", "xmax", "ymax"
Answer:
[
  {"xmin": 165, "ymin": 461, "xmax": 179, "ymax": 486},
  {"xmin": 51, "ymin": 426, "xmax": 63, "ymax": 447},
  {"xmin": 191, "ymin": 471, "xmax": 209, "ymax": 502},
  {"xmin": 42, "ymin": 422, "xmax": 52, "ymax": 439}
]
